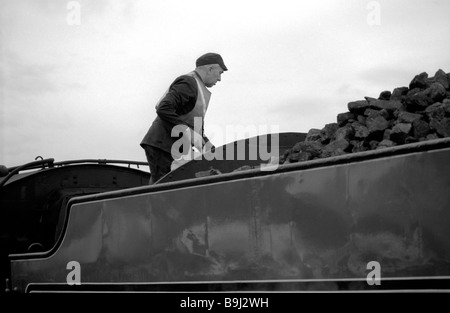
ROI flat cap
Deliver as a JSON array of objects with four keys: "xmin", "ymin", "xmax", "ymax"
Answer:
[{"xmin": 196, "ymin": 53, "xmax": 228, "ymax": 71}]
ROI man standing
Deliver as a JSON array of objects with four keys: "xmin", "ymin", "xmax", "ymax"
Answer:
[{"xmin": 140, "ymin": 53, "xmax": 227, "ymax": 184}]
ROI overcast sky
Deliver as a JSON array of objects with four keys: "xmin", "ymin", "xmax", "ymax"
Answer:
[{"xmin": 1, "ymin": 0, "xmax": 449, "ymax": 168}]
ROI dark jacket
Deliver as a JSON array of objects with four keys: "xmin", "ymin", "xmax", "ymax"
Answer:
[{"xmin": 140, "ymin": 73, "xmax": 209, "ymax": 154}]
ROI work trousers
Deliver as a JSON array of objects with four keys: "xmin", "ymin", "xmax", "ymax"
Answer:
[{"xmin": 143, "ymin": 145, "xmax": 173, "ymax": 184}]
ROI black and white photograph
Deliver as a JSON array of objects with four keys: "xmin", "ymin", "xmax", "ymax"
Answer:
[{"xmin": 1, "ymin": 0, "xmax": 450, "ymax": 304}]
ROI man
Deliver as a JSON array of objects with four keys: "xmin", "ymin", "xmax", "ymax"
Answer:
[{"xmin": 140, "ymin": 52, "xmax": 227, "ymax": 184}]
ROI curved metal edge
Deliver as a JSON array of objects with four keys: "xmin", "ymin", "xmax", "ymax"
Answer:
[
  {"xmin": 0, "ymin": 158, "xmax": 55, "ymax": 188},
  {"xmin": 23, "ymin": 276, "xmax": 450, "ymax": 293}
]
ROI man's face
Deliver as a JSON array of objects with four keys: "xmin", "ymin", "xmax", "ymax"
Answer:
[{"xmin": 204, "ymin": 65, "xmax": 224, "ymax": 87}]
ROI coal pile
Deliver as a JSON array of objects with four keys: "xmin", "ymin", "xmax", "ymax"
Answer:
[{"xmin": 281, "ymin": 69, "xmax": 450, "ymax": 164}]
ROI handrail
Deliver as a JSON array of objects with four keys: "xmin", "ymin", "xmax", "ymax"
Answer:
[
  {"xmin": 53, "ymin": 159, "xmax": 149, "ymax": 168},
  {"xmin": 6, "ymin": 159, "xmax": 149, "ymax": 172},
  {"xmin": 1, "ymin": 158, "xmax": 149, "ymax": 188},
  {"xmin": 0, "ymin": 158, "xmax": 55, "ymax": 188}
]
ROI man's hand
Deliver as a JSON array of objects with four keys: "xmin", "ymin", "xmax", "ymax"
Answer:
[
  {"xmin": 203, "ymin": 141, "xmax": 215, "ymax": 152},
  {"xmin": 184, "ymin": 127, "xmax": 204, "ymax": 152}
]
